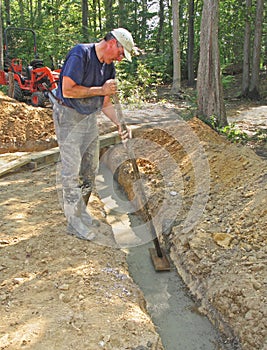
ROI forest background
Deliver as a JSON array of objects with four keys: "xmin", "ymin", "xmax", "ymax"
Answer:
[{"xmin": 0, "ymin": 0, "xmax": 266, "ymax": 124}]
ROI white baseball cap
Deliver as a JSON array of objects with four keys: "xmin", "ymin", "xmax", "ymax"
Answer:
[{"xmin": 111, "ymin": 28, "xmax": 135, "ymax": 62}]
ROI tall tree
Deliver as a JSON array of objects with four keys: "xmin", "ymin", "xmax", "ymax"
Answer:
[
  {"xmin": 4, "ymin": 0, "xmax": 11, "ymax": 25},
  {"xmin": 82, "ymin": 0, "xmax": 89, "ymax": 40},
  {"xmin": 156, "ymin": 0, "xmax": 164, "ymax": 53},
  {"xmin": 197, "ymin": 0, "xmax": 227, "ymax": 127},
  {"xmin": 187, "ymin": 0, "xmax": 195, "ymax": 86},
  {"xmin": 103, "ymin": 0, "xmax": 114, "ymax": 31},
  {"xmin": 37, "ymin": 0, "xmax": 42, "ymax": 25},
  {"xmin": 97, "ymin": 0, "xmax": 102, "ymax": 32},
  {"xmin": 18, "ymin": 0, "xmax": 25, "ymax": 26},
  {"xmin": 118, "ymin": 0, "xmax": 127, "ymax": 28},
  {"xmin": 248, "ymin": 0, "xmax": 264, "ymax": 99},
  {"xmin": 0, "ymin": 0, "xmax": 3, "ymax": 70},
  {"xmin": 29, "ymin": 0, "xmax": 34, "ymax": 27},
  {"xmin": 242, "ymin": 0, "xmax": 252, "ymax": 96},
  {"xmin": 171, "ymin": 0, "xmax": 181, "ymax": 93},
  {"xmin": 140, "ymin": 0, "xmax": 148, "ymax": 44}
]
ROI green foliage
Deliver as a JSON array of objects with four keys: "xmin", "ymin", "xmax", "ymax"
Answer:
[
  {"xmin": 219, "ymin": 123, "xmax": 249, "ymax": 144},
  {"xmin": 222, "ymin": 75, "xmax": 235, "ymax": 89},
  {"xmin": 1, "ymin": 0, "xmax": 266, "ymax": 101},
  {"xmin": 199, "ymin": 114, "xmax": 250, "ymax": 144},
  {"xmin": 251, "ymin": 129, "xmax": 267, "ymax": 143},
  {"xmin": 0, "ymin": 85, "xmax": 8, "ymax": 94},
  {"xmin": 116, "ymin": 51, "xmax": 172, "ymax": 103},
  {"xmin": 197, "ymin": 114, "xmax": 219, "ymax": 129}
]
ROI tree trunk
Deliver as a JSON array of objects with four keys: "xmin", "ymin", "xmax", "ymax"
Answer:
[
  {"xmin": 187, "ymin": 0, "xmax": 195, "ymax": 86},
  {"xmin": 82, "ymin": 0, "xmax": 89, "ymax": 40},
  {"xmin": 171, "ymin": 0, "xmax": 181, "ymax": 93},
  {"xmin": 8, "ymin": 71, "xmax": 14, "ymax": 98},
  {"xmin": 52, "ymin": 0, "xmax": 59, "ymax": 38},
  {"xmin": 103, "ymin": 0, "xmax": 114, "ymax": 32},
  {"xmin": 242, "ymin": 0, "xmax": 252, "ymax": 96},
  {"xmin": 91, "ymin": 0, "xmax": 97, "ymax": 35},
  {"xmin": 140, "ymin": 0, "xmax": 148, "ymax": 44},
  {"xmin": 18, "ymin": 0, "xmax": 25, "ymax": 27},
  {"xmin": 0, "ymin": 0, "xmax": 3, "ymax": 70},
  {"xmin": 4, "ymin": 0, "xmax": 11, "ymax": 26},
  {"xmin": 118, "ymin": 0, "xmax": 127, "ymax": 28},
  {"xmin": 29, "ymin": 0, "xmax": 34, "ymax": 27},
  {"xmin": 97, "ymin": 0, "xmax": 102, "ymax": 32},
  {"xmin": 37, "ymin": 0, "xmax": 42, "ymax": 25},
  {"xmin": 248, "ymin": 0, "xmax": 264, "ymax": 100},
  {"xmin": 156, "ymin": 0, "xmax": 164, "ymax": 53},
  {"xmin": 196, "ymin": 0, "xmax": 227, "ymax": 127}
]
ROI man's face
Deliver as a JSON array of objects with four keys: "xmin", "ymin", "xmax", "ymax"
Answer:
[{"xmin": 104, "ymin": 39, "xmax": 125, "ymax": 64}]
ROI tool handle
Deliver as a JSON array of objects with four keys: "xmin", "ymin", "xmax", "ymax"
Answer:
[
  {"xmin": 113, "ymin": 93, "xmax": 132, "ymax": 146},
  {"xmin": 120, "ymin": 121, "xmax": 129, "ymax": 134},
  {"xmin": 113, "ymin": 92, "xmax": 164, "ymax": 258},
  {"xmin": 113, "ymin": 93, "xmax": 126, "ymax": 125}
]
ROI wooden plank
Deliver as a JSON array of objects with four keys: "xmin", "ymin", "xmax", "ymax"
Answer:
[
  {"xmin": 100, "ymin": 132, "xmax": 121, "ymax": 148},
  {"xmin": 0, "ymin": 157, "xmax": 33, "ymax": 177},
  {"xmin": 149, "ymin": 248, "xmax": 171, "ymax": 272},
  {"xmin": 0, "ymin": 125, "xmax": 143, "ymax": 177},
  {"xmin": 30, "ymin": 147, "xmax": 60, "ymax": 166},
  {"xmin": 0, "ymin": 148, "xmax": 60, "ymax": 177}
]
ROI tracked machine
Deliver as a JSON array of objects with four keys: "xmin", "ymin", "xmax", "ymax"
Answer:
[{"xmin": 0, "ymin": 27, "xmax": 60, "ymax": 107}]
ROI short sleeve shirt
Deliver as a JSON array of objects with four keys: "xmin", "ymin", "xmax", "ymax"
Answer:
[{"xmin": 56, "ymin": 44, "xmax": 116, "ymax": 114}]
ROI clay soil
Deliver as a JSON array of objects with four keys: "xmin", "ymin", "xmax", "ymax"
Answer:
[{"xmin": 0, "ymin": 83, "xmax": 266, "ymax": 350}]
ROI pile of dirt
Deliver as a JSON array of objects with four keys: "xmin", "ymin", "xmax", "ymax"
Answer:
[
  {"xmin": 0, "ymin": 92, "xmax": 118, "ymax": 154},
  {"xmin": 0, "ymin": 92, "xmax": 57, "ymax": 153}
]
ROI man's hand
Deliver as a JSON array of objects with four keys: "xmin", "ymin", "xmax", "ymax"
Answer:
[
  {"xmin": 118, "ymin": 124, "xmax": 132, "ymax": 143},
  {"xmin": 102, "ymin": 79, "xmax": 117, "ymax": 96}
]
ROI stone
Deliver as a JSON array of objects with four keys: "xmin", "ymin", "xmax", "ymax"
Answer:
[
  {"xmin": 58, "ymin": 284, "xmax": 69, "ymax": 291},
  {"xmin": 213, "ymin": 233, "xmax": 234, "ymax": 248}
]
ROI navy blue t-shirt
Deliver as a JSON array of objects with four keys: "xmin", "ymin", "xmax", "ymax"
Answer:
[{"xmin": 56, "ymin": 44, "xmax": 116, "ymax": 114}]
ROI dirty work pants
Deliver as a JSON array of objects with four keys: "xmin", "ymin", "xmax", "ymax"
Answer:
[{"xmin": 52, "ymin": 101, "xmax": 99, "ymax": 237}]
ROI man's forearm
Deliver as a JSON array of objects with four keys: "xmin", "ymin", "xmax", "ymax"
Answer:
[
  {"xmin": 63, "ymin": 84, "xmax": 105, "ymax": 98},
  {"xmin": 62, "ymin": 76, "xmax": 117, "ymax": 99},
  {"xmin": 102, "ymin": 96, "xmax": 120, "ymax": 126}
]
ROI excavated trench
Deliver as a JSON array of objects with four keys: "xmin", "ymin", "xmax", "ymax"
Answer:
[
  {"xmin": 96, "ymin": 154, "xmax": 233, "ymax": 350},
  {"xmin": 94, "ymin": 115, "xmax": 267, "ymax": 350}
]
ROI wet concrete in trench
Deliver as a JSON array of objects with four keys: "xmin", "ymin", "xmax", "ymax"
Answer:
[{"xmin": 96, "ymin": 163, "xmax": 229, "ymax": 350}]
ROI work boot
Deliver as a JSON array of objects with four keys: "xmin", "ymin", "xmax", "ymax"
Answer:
[
  {"xmin": 63, "ymin": 200, "xmax": 94, "ymax": 238},
  {"xmin": 67, "ymin": 219, "xmax": 116, "ymax": 247},
  {"xmin": 82, "ymin": 191, "xmax": 91, "ymax": 206},
  {"xmin": 66, "ymin": 222, "xmax": 95, "ymax": 241},
  {"xmin": 80, "ymin": 189, "xmax": 95, "ymax": 226},
  {"xmin": 91, "ymin": 222, "xmax": 117, "ymax": 247}
]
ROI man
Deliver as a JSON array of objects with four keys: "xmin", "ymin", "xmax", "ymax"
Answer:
[{"xmin": 52, "ymin": 28, "xmax": 134, "ymax": 243}]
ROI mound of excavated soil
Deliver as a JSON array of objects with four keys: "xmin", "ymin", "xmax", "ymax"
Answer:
[
  {"xmin": 0, "ymin": 92, "xmax": 119, "ymax": 154},
  {"xmin": 0, "ymin": 92, "xmax": 57, "ymax": 153}
]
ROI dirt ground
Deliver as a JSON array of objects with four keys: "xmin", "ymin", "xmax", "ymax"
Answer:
[{"xmin": 0, "ymin": 86, "xmax": 266, "ymax": 350}]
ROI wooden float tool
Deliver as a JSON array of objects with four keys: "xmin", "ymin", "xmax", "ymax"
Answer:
[{"xmin": 113, "ymin": 93, "xmax": 171, "ymax": 272}]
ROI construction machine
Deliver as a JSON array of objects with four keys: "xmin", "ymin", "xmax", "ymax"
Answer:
[{"xmin": 0, "ymin": 27, "xmax": 60, "ymax": 107}]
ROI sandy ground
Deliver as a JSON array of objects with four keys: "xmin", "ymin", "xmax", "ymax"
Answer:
[
  {"xmin": 0, "ymin": 165, "xmax": 164, "ymax": 350},
  {"xmin": 0, "ymin": 90, "xmax": 266, "ymax": 350}
]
